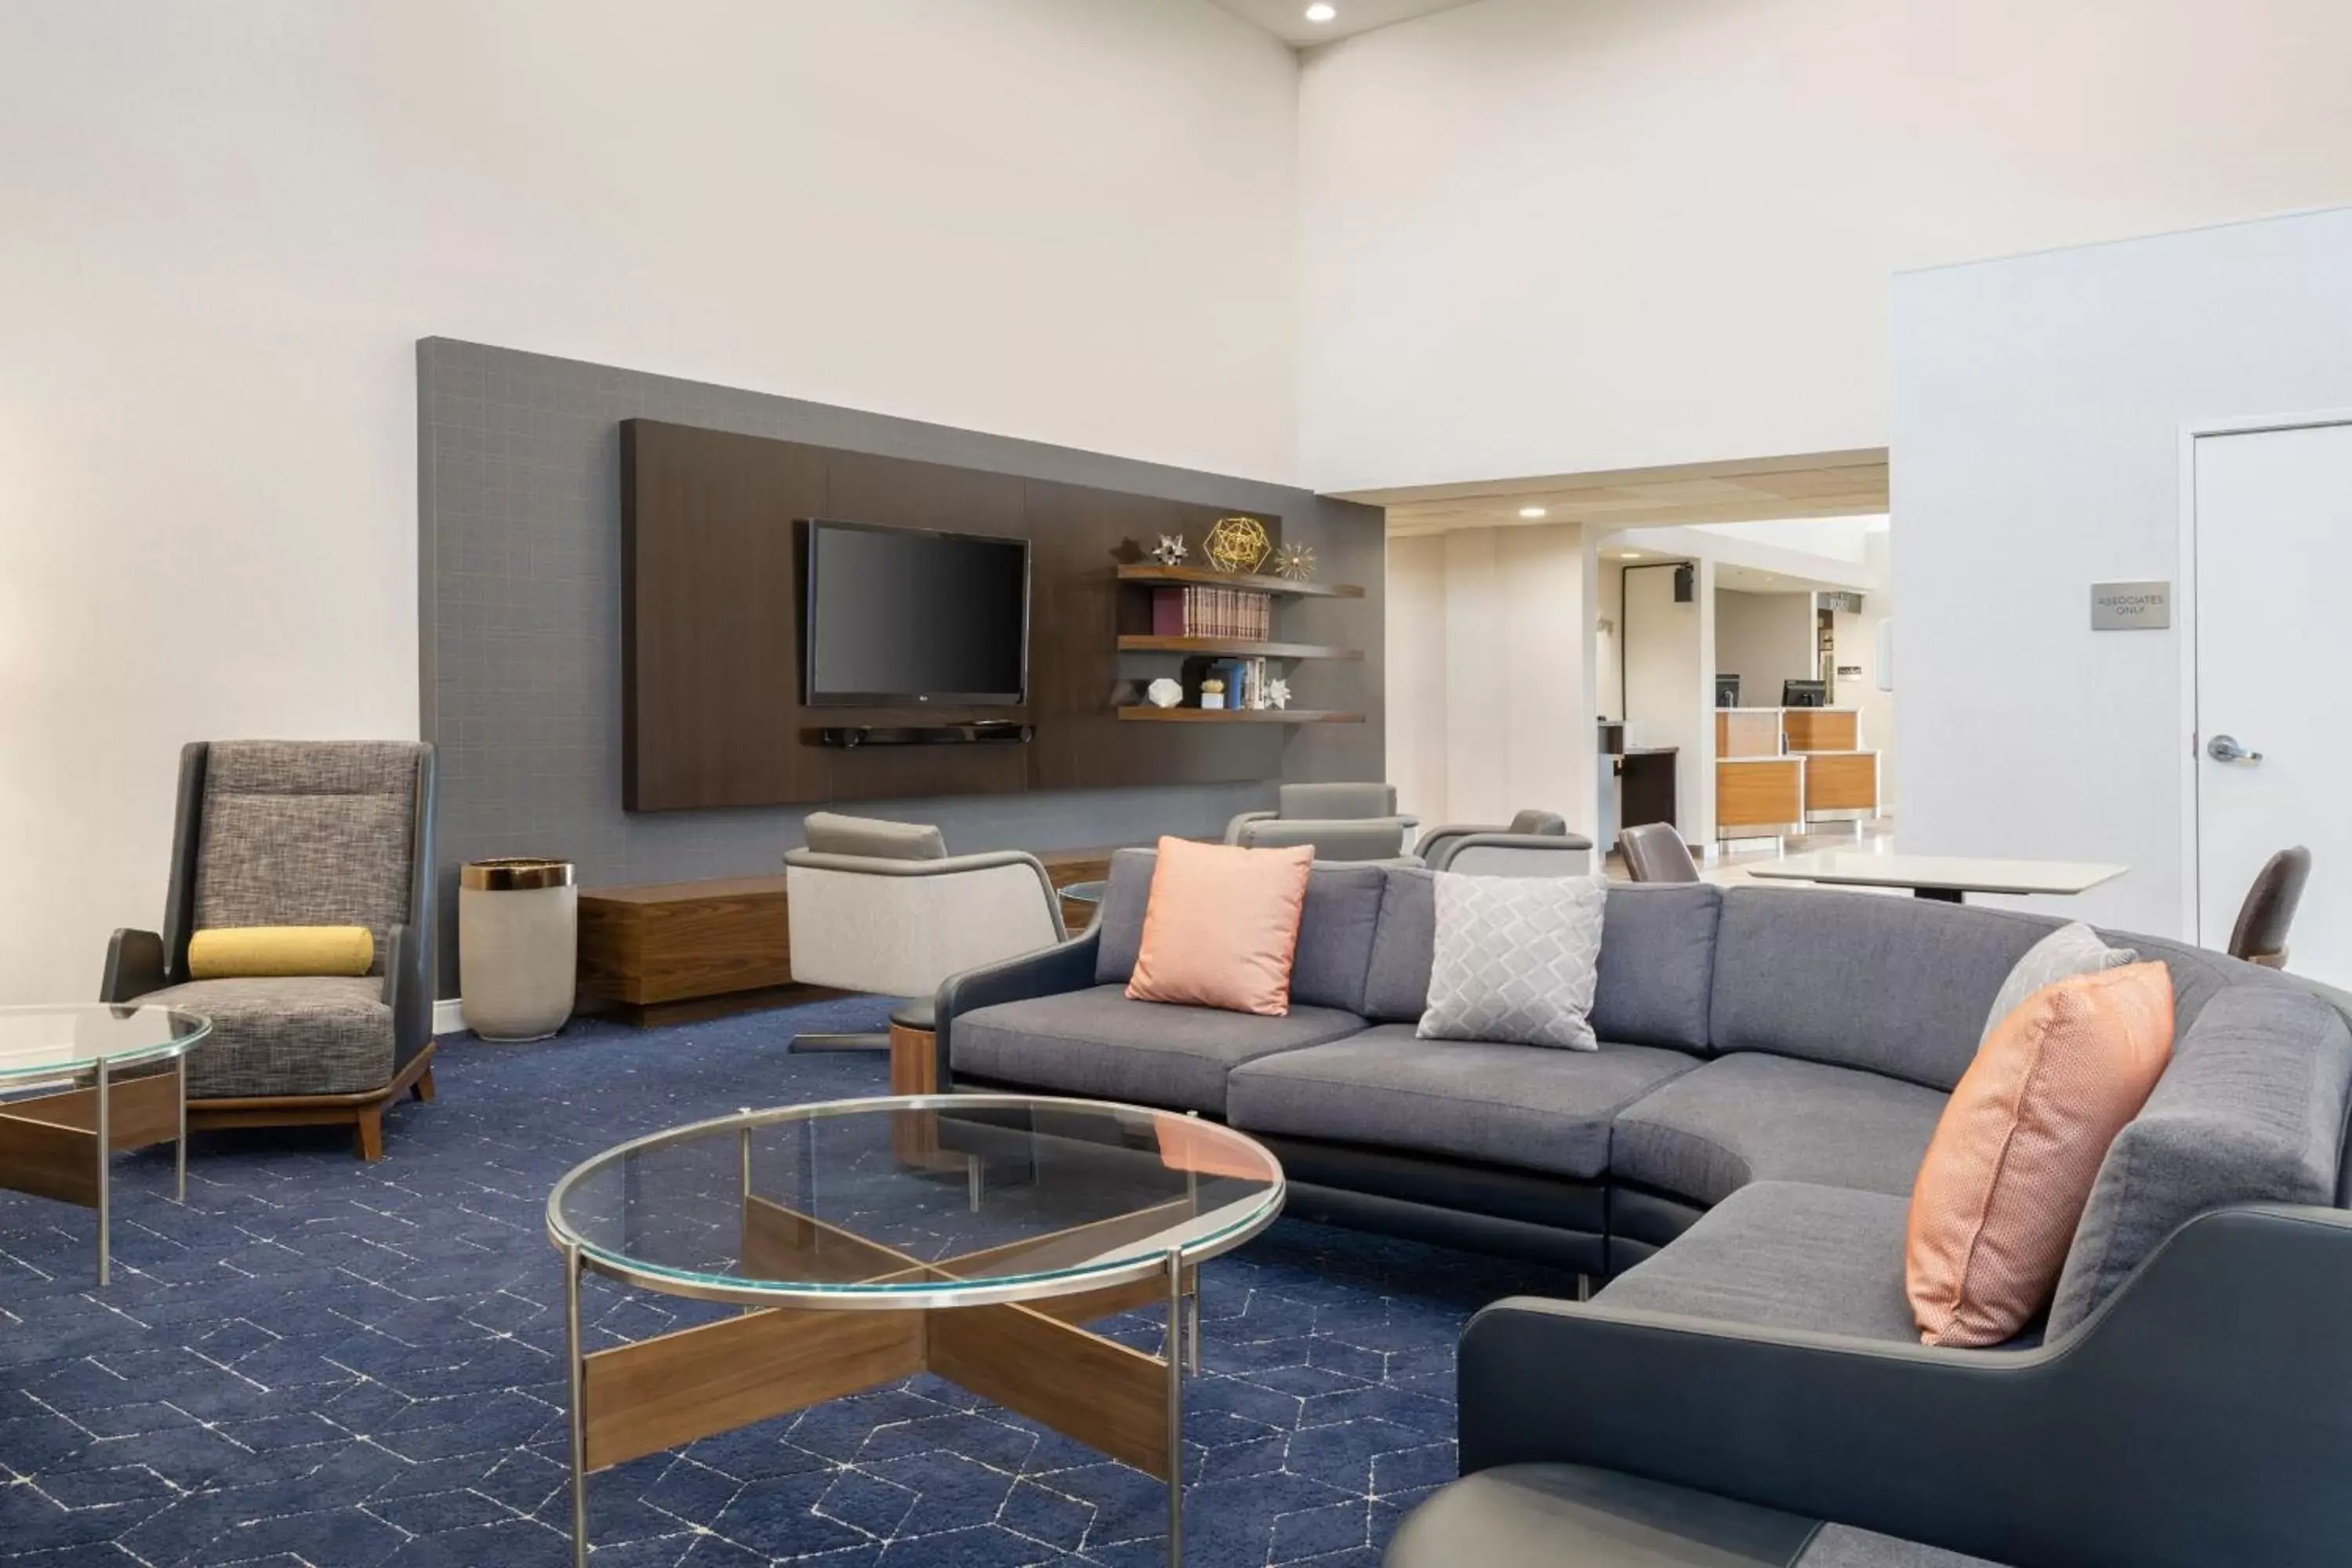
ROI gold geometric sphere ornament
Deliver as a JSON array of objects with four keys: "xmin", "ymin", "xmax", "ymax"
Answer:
[
  {"xmin": 1272, "ymin": 542, "xmax": 1316, "ymax": 582},
  {"xmin": 1203, "ymin": 515, "xmax": 1272, "ymax": 575}
]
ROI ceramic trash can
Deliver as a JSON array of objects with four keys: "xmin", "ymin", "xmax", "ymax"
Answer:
[{"xmin": 459, "ymin": 858, "xmax": 577, "ymax": 1041}]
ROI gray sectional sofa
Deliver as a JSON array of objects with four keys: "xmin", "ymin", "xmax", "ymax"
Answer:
[{"xmin": 937, "ymin": 849, "xmax": 2352, "ymax": 1567}]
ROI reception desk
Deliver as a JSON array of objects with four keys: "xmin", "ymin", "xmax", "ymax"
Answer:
[{"xmin": 1715, "ymin": 706, "xmax": 1881, "ymax": 836}]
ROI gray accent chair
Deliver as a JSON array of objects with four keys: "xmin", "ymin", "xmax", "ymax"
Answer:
[
  {"xmin": 1416, "ymin": 809, "xmax": 1595, "ymax": 875},
  {"xmin": 935, "ymin": 854, "xmax": 2352, "ymax": 1565},
  {"xmin": 1619, "ymin": 820, "xmax": 1702, "ymax": 883},
  {"xmin": 2227, "ymin": 844, "xmax": 2311, "ymax": 967},
  {"xmin": 99, "ymin": 741, "xmax": 437, "ymax": 1160},
  {"xmin": 1225, "ymin": 781, "xmax": 1417, "ymax": 862},
  {"xmin": 782, "ymin": 811, "xmax": 1065, "ymax": 1050}
]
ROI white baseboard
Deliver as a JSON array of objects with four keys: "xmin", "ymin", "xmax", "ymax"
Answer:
[{"xmin": 433, "ymin": 998, "xmax": 468, "ymax": 1036}]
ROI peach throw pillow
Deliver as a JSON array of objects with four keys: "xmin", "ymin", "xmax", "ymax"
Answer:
[
  {"xmin": 1907, "ymin": 961, "xmax": 2175, "ymax": 1347},
  {"xmin": 1127, "ymin": 837, "xmax": 1312, "ymax": 1017}
]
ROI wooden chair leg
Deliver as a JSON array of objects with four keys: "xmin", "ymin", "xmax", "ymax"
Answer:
[
  {"xmin": 412, "ymin": 1066, "xmax": 436, "ymax": 1102},
  {"xmin": 354, "ymin": 1109, "xmax": 384, "ymax": 1162}
]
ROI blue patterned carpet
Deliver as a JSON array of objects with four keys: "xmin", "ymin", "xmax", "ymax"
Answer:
[{"xmin": 0, "ymin": 998, "xmax": 1580, "ymax": 1566}]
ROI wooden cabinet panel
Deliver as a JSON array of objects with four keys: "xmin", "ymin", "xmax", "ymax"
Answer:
[
  {"xmin": 1803, "ymin": 751, "xmax": 1879, "ymax": 813},
  {"xmin": 1783, "ymin": 709, "xmax": 1859, "ymax": 752},
  {"xmin": 1717, "ymin": 758, "xmax": 1805, "ymax": 831},
  {"xmin": 1717, "ymin": 710, "xmax": 1784, "ymax": 757}
]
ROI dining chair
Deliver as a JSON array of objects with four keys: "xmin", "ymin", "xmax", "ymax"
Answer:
[
  {"xmin": 2227, "ymin": 846, "xmax": 2312, "ymax": 968},
  {"xmin": 1619, "ymin": 821, "xmax": 1702, "ymax": 884}
]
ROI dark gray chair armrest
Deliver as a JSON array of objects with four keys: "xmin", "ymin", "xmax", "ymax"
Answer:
[
  {"xmin": 932, "ymin": 927, "xmax": 1102, "ymax": 1088},
  {"xmin": 1457, "ymin": 1203, "xmax": 2352, "ymax": 1568},
  {"xmin": 383, "ymin": 923, "xmax": 434, "ymax": 1062},
  {"xmin": 101, "ymin": 928, "xmax": 168, "ymax": 1004}
]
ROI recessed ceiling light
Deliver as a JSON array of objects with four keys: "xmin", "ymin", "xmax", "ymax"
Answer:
[
  {"xmin": 1620, "ymin": 550, "xmax": 1643, "ymax": 560},
  {"xmin": 1305, "ymin": 3, "xmax": 1338, "ymax": 21},
  {"xmin": 1517, "ymin": 506, "xmax": 1547, "ymax": 519}
]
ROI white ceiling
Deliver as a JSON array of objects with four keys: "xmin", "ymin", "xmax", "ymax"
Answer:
[
  {"xmin": 1207, "ymin": 0, "xmax": 1485, "ymax": 49},
  {"xmin": 1369, "ymin": 450, "xmax": 1891, "ymax": 538}
]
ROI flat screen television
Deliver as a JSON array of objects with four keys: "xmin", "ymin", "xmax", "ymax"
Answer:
[{"xmin": 801, "ymin": 518, "xmax": 1030, "ymax": 707}]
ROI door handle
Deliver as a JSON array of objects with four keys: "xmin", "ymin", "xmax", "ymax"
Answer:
[{"xmin": 2206, "ymin": 734, "xmax": 2264, "ymax": 764}]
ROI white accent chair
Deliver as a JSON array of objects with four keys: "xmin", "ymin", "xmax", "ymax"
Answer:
[
  {"xmin": 1224, "ymin": 782, "xmax": 1417, "ymax": 862},
  {"xmin": 782, "ymin": 812, "xmax": 1067, "ymax": 1051},
  {"xmin": 1416, "ymin": 810, "xmax": 1595, "ymax": 876}
]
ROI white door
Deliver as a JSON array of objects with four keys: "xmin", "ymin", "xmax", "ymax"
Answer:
[{"xmin": 2193, "ymin": 420, "xmax": 2352, "ymax": 985}]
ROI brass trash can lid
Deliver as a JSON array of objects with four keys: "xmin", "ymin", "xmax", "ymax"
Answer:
[{"xmin": 461, "ymin": 858, "xmax": 575, "ymax": 891}]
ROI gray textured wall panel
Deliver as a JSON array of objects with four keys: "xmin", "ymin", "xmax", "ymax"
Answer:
[{"xmin": 416, "ymin": 338, "xmax": 1385, "ymax": 996}]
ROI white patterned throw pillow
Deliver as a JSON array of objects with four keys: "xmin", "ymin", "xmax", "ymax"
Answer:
[
  {"xmin": 1417, "ymin": 872, "xmax": 1608, "ymax": 1051},
  {"xmin": 1981, "ymin": 922, "xmax": 2137, "ymax": 1044}
]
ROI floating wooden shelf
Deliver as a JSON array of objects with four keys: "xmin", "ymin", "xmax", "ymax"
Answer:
[
  {"xmin": 1116, "ymin": 636, "xmax": 1363, "ymax": 661},
  {"xmin": 1116, "ymin": 706, "xmax": 1364, "ymax": 724},
  {"xmin": 1115, "ymin": 564, "xmax": 1366, "ymax": 600}
]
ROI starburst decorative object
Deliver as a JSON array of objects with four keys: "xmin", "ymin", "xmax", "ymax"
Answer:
[
  {"xmin": 1149, "ymin": 534, "xmax": 1189, "ymax": 567},
  {"xmin": 1264, "ymin": 676, "xmax": 1291, "ymax": 711},
  {"xmin": 1203, "ymin": 515, "xmax": 1272, "ymax": 575},
  {"xmin": 1271, "ymin": 542, "xmax": 1316, "ymax": 582}
]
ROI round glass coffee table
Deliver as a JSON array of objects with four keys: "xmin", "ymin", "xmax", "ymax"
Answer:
[
  {"xmin": 0, "ymin": 1004, "xmax": 211, "ymax": 1284},
  {"xmin": 546, "ymin": 1094, "xmax": 1284, "ymax": 1567}
]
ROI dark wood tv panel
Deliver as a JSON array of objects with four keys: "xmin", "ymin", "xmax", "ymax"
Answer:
[
  {"xmin": 576, "ymin": 848, "xmax": 1127, "ymax": 1025},
  {"xmin": 621, "ymin": 419, "xmax": 1375, "ymax": 812}
]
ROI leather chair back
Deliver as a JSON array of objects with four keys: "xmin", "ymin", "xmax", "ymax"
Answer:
[
  {"xmin": 2228, "ymin": 846, "xmax": 2312, "ymax": 967},
  {"xmin": 1276, "ymin": 781, "xmax": 1397, "ymax": 820},
  {"xmin": 1620, "ymin": 822, "xmax": 1700, "ymax": 884}
]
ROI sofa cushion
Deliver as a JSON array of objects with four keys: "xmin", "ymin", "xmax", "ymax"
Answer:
[
  {"xmin": 1711, "ymin": 889, "xmax": 2059, "ymax": 1090},
  {"xmin": 1363, "ymin": 869, "xmax": 1722, "ymax": 1051},
  {"xmin": 947, "ymin": 984, "xmax": 1365, "ymax": 1114},
  {"xmin": 1384, "ymin": 1463, "xmax": 2005, "ymax": 1568},
  {"xmin": 1611, "ymin": 1054, "xmax": 1949, "ymax": 1207},
  {"xmin": 140, "ymin": 975, "xmax": 394, "ymax": 1098},
  {"xmin": 2091, "ymin": 927, "xmax": 2297, "ymax": 1036},
  {"xmin": 1596, "ymin": 1181, "xmax": 1922, "ymax": 1342},
  {"xmin": 1094, "ymin": 849, "xmax": 1386, "ymax": 1014},
  {"xmin": 2047, "ymin": 982, "xmax": 2352, "ymax": 1336},
  {"xmin": 1226, "ymin": 1022, "xmax": 1699, "ymax": 1180}
]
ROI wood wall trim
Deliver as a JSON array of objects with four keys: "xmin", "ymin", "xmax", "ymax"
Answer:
[{"xmin": 622, "ymin": 419, "xmax": 1375, "ymax": 811}]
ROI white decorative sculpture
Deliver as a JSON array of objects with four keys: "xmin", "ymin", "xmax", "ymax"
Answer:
[
  {"xmin": 1145, "ymin": 677, "xmax": 1184, "ymax": 708},
  {"xmin": 1264, "ymin": 677, "xmax": 1291, "ymax": 710},
  {"xmin": 1149, "ymin": 534, "xmax": 1189, "ymax": 567}
]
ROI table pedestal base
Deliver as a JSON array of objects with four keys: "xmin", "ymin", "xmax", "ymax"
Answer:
[{"xmin": 564, "ymin": 1189, "xmax": 1200, "ymax": 1566}]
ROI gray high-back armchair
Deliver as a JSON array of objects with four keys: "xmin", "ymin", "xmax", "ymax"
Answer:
[{"xmin": 100, "ymin": 741, "xmax": 437, "ymax": 1160}]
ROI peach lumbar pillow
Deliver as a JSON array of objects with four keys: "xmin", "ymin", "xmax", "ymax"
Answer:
[
  {"xmin": 1906, "ymin": 961, "xmax": 2175, "ymax": 1347},
  {"xmin": 1126, "ymin": 837, "xmax": 1313, "ymax": 1017}
]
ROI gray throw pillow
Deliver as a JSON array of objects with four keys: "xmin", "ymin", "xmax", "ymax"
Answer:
[
  {"xmin": 1982, "ymin": 921, "xmax": 2137, "ymax": 1044},
  {"xmin": 1417, "ymin": 872, "xmax": 1607, "ymax": 1050}
]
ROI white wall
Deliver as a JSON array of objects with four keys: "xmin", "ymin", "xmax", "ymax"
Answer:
[
  {"xmin": 1895, "ymin": 205, "xmax": 2352, "ymax": 935},
  {"xmin": 1621, "ymin": 561, "xmax": 1713, "ymax": 840},
  {"xmin": 1595, "ymin": 563, "xmax": 1624, "ymax": 724},
  {"xmin": 0, "ymin": 0, "xmax": 1299, "ymax": 1002},
  {"xmin": 1712, "ymin": 591, "xmax": 1816, "ymax": 710},
  {"xmin": 1298, "ymin": 0, "xmax": 2352, "ymax": 490},
  {"xmin": 1384, "ymin": 524, "xmax": 1594, "ymax": 833}
]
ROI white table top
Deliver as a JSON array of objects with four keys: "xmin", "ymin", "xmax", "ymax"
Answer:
[{"xmin": 1747, "ymin": 851, "xmax": 2129, "ymax": 896}]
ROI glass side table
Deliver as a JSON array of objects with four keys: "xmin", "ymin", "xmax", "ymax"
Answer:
[{"xmin": 0, "ymin": 1004, "xmax": 211, "ymax": 1284}]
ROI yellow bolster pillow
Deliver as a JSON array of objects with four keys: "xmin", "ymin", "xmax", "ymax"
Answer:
[{"xmin": 188, "ymin": 926, "xmax": 375, "ymax": 979}]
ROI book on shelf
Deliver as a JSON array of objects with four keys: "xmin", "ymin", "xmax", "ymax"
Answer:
[{"xmin": 1148, "ymin": 586, "xmax": 1272, "ymax": 641}]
